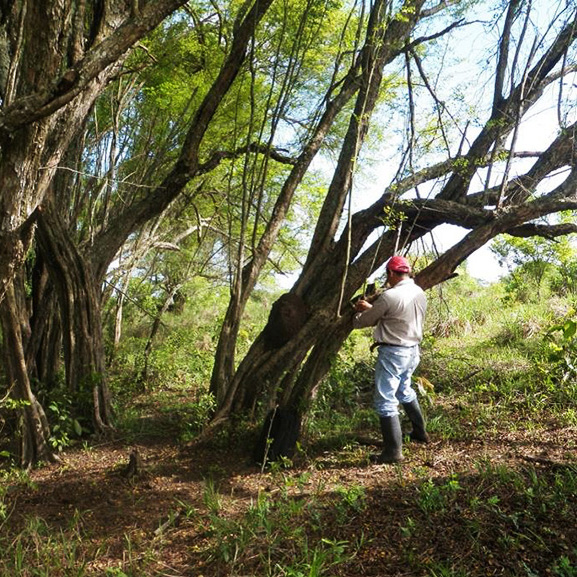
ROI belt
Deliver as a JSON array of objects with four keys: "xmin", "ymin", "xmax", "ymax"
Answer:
[{"xmin": 370, "ymin": 341, "xmax": 400, "ymax": 352}]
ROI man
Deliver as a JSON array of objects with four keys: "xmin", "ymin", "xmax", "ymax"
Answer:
[{"xmin": 353, "ymin": 255, "xmax": 429, "ymax": 464}]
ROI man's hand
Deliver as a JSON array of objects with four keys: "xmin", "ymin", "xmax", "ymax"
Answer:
[{"xmin": 354, "ymin": 299, "xmax": 373, "ymax": 312}]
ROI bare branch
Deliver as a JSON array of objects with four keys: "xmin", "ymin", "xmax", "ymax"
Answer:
[
  {"xmin": 197, "ymin": 143, "xmax": 297, "ymax": 175},
  {"xmin": 508, "ymin": 222, "xmax": 577, "ymax": 238},
  {"xmin": 405, "ymin": 17, "xmax": 466, "ymax": 52},
  {"xmin": 493, "ymin": 0, "xmax": 521, "ymax": 116},
  {"xmin": 421, "ymin": 0, "xmax": 461, "ymax": 19}
]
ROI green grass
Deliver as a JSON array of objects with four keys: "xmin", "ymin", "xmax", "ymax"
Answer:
[{"xmin": 2, "ymin": 458, "xmax": 575, "ymax": 576}]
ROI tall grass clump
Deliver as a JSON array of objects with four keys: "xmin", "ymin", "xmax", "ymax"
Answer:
[
  {"xmin": 0, "ymin": 503, "xmax": 168, "ymax": 577},
  {"xmin": 398, "ymin": 463, "xmax": 577, "ymax": 576},
  {"xmin": 0, "ymin": 513, "xmax": 96, "ymax": 576},
  {"xmin": 197, "ymin": 471, "xmax": 362, "ymax": 577}
]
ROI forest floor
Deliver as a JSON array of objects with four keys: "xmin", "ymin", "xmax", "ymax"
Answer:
[{"xmin": 4, "ymin": 392, "xmax": 577, "ymax": 577}]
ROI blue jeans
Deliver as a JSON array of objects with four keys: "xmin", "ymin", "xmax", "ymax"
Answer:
[{"xmin": 374, "ymin": 345, "xmax": 420, "ymax": 417}]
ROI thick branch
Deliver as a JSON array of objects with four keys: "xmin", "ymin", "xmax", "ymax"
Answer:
[
  {"xmin": 508, "ymin": 222, "xmax": 577, "ymax": 238},
  {"xmin": 493, "ymin": 0, "xmax": 521, "ymax": 116},
  {"xmin": 416, "ymin": 169, "xmax": 577, "ymax": 289},
  {"xmin": 301, "ymin": 0, "xmax": 429, "ymax": 286},
  {"xmin": 0, "ymin": 0, "xmax": 190, "ymax": 133}
]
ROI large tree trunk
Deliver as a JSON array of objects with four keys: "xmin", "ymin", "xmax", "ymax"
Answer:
[
  {"xmin": 26, "ymin": 253, "xmax": 62, "ymax": 389},
  {"xmin": 0, "ymin": 281, "xmax": 55, "ymax": 467},
  {"xmin": 3, "ymin": 0, "xmax": 276, "ymax": 439},
  {"xmin": 0, "ymin": 0, "xmax": 270, "ymax": 463},
  {"xmin": 284, "ymin": 313, "xmax": 356, "ymax": 412},
  {"xmin": 36, "ymin": 202, "xmax": 113, "ymax": 434}
]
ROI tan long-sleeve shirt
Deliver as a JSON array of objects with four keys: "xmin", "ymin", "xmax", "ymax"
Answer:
[{"xmin": 353, "ymin": 278, "xmax": 426, "ymax": 346}]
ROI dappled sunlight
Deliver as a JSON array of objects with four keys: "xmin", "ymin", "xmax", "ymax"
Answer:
[{"xmin": 4, "ymin": 416, "xmax": 575, "ymax": 576}]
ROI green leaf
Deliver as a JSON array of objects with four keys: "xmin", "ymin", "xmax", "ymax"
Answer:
[{"xmin": 563, "ymin": 320, "xmax": 576, "ymax": 340}]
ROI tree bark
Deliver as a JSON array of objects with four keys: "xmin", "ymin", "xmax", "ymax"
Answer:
[
  {"xmin": 0, "ymin": 0, "xmax": 192, "ymax": 304},
  {"xmin": 0, "ymin": 281, "xmax": 56, "ymax": 467},
  {"xmin": 36, "ymin": 201, "xmax": 113, "ymax": 433},
  {"xmin": 26, "ymin": 254, "xmax": 62, "ymax": 389}
]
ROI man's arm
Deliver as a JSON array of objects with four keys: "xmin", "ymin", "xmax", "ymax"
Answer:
[{"xmin": 353, "ymin": 296, "xmax": 387, "ymax": 329}]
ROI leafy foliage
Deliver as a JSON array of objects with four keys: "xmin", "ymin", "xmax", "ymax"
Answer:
[
  {"xmin": 491, "ymin": 230, "xmax": 577, "ymax": 302},
  {"xmin": 544, "ymin": 314, "xmax": 577, "ymax": 385}
]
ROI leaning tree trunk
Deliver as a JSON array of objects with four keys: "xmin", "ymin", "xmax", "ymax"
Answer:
[
  {"xmin": 0, "ymin": 281, "xmax": 56, "ymax": 467},
  {"xmin": 220, "ymin": 283, "xmax": 371, "ymax": 420},
  {"xmin": 211, "ymin": 263, "xmax": 371, "ymax": 426},
  {"xmin": 284, "ymin": 312, "xmax": 356, "ymax": 412},
  {"xmin": 36, "ymin": 202, "xmax": 113, "ymax": 434},
  {"xmin": 207, "ymin": 0, "xmax": 425, "ymax": 404}
]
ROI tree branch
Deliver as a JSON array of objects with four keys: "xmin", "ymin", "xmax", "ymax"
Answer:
[
  {"xmin": 197, "ymin": 143, "xmax": 296, "ymax": 175},
  {"xmin": 0, "ymin": 0, "xmax": 190, "ymax": 133},
  {"xmin": 507, "ymin": 222, "xmax": 577, "ymax": 239}
]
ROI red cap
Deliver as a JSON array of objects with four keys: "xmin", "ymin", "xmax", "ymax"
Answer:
[{"xmin": 386, "ymin": 256, "xmax": 411, "ymax": 273}]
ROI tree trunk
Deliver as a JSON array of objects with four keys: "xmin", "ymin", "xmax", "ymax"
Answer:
[
  {"xmin": 284, "ymin": 313, "xmax": 355, "ymax": 412},
  {"xmin": 26, "ymin": 254, "xmax": 62, "ymax": 389},
  {"xmin": 36, "ymin": 202, "xmax": 113, "ymax": 434},
  {"xmin": 212, "ymin": 284, "xmax": 360, "ymax": 425},
  {"xmin": 0, "ymin": 281, "xmax": 56, "ymax": 467},
  {"xmin": 210, "ymin": 299, "xmax": 241, "ymax": 405},
  {"xmin": 0, "ymin": 0, "xmax": 256, "ymax": 464}
]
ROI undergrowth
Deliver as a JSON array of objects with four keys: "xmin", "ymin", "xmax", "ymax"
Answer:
[{"xmin": 1, "ymin": 458, "xmax": 575, "ymax": 576}]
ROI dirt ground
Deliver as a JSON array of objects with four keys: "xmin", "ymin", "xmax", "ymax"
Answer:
[{"xmin": 6, "ymin": 412, "xmax": 576, "ymax": 577}]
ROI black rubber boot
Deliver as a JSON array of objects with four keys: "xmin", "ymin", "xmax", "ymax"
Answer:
[
  {"xmin": 375, "ymin": 415, "xmax": 404, "ymax": 464},
  {"xmin": 402, "ymin": 399, "xmax": 430, "ymax": 443}
]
